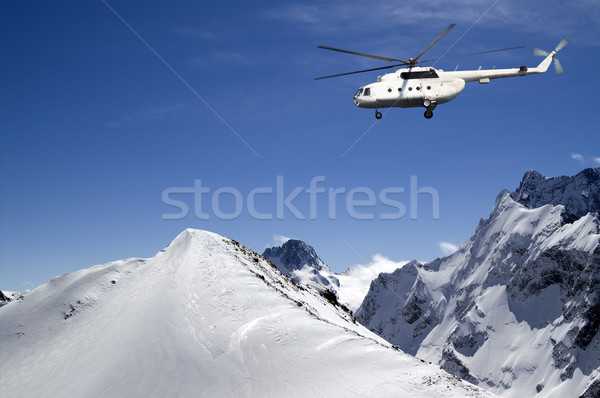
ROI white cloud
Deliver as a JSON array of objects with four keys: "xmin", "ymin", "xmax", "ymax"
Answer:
[
  {"xmin": 260, "ymin": 0, "xmax": 599, "ymax": 40},
  {"xmin": 336, "ymin": 254, "xmax": 407, "ymax": 311},
  {"xmin": 261, "ymin": 1, "xmax": 600, "ymax": 64},
  {"xmin": 571, "ymin": 152, "xmax": 584, "ymax": 163},
  {"xmin": 439, "ymin": 241, "xmax": 459, "ymax": 256},
  {"xmin": 20, "ymin": 281, "xmax": 36, "ymax": 294},
  {"xmin": 570, "ymin": 153, "xmax": 600, "ymax": 167},
  {"xmin": 273, "ymin": 234, "xmax": 291, "ymax": 246},
  {"xmin": 261, "ymin": 1, "xmax": 484, "ymax": 36}
]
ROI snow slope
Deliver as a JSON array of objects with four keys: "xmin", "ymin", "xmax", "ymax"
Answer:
[
  {"xmin": 0, "ymin": 229, "xmax": 495, "ymax": 398},
  {"xmin": 356, "ymin": 168, "xmax": 600, "ymax": 398}
]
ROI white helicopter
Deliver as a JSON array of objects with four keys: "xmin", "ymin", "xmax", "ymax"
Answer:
[{"xmin": 316, "ymin": 24, "xmax": 568, "ymax": 119}]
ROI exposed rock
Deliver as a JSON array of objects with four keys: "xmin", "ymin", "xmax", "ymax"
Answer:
[{"xmin": 512, "ymin": 168, "xmax": 600, "ymax": 219}]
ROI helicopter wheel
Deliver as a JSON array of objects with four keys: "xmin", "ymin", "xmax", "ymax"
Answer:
[
  {"xmin": 424, "ymin": 110, "xmax": 434, "ymax": 119},
  {"xmin": 375, "ymin": 111, "xmax": 382, "ymax": 119}
]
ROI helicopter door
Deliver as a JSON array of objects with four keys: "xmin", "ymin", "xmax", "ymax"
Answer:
[
  {"xmin": 406, "ymin": 81, "xmax": 424, "ymax": 106},
  {"xmin": 416, "ymin": 82, "xmax": 425, "ymax": 104}
]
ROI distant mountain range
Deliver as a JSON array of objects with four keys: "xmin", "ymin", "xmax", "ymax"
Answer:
[{"xmin": 3, "ymin": 168, "xmax": 598, "ymax": 397}]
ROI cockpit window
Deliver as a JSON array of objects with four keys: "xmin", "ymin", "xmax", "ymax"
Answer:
[
  {"xmin": 355, "ymin": 88, "xmax": 364, "ymax": 97},
  {"xmin": 363, "ymin": 88, "xmax": 371, "ymax": 96},
  {"xmin": 400, "ymin": 70, "xmax": 439, "ymax": 79}
]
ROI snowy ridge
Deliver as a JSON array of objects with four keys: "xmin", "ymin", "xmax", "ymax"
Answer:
[
  {"xmin": 356, "ymin": 169, "xmax": 600, "ymax": 398},
  {"xmin": 0, "ymin": 229, "xmax": 494, "ymax": 398}
]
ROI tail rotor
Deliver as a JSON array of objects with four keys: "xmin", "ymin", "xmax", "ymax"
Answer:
[
  {"xmin": 533, "ymin": 38, "xmax": 568, "ymax": 74},
  {"xmin": 553, "ymin": 57, "xmax": 564, "ymax": 75},
  {"xmin": 555, "ymin": 38, "xmax": 569, "ymax": 52}
]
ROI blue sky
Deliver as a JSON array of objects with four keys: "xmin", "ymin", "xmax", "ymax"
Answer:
[{"xmin": 1, "ymin": 0, "xmax": 600, "ymax": 291}]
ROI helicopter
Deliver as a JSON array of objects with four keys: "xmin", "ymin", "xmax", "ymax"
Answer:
[{"xmin": 315, "ymin": 24, "xmax": 568, "ymax": 119}]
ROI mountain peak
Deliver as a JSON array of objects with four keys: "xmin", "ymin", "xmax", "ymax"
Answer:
[
  {"xmin": 511, "ymin": 167, "xmax": 600, "ymax": 219},
  {"xmin": 262, "ymin": 239, "xmax": 325, "ymax": 276},
  {"xmin": 262, "ymin": 238, "xmax": 341, "ymax": 295}
]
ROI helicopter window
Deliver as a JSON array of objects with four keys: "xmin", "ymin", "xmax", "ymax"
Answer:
[
  {"xmin": 398, "ymin": 87, "xmax": 402, "ymax": 92},
  {"xmin": 363, "ymin": 88, "xmax": 371, "ymax": 96},
  {"xmin": 427, "ymin": 86, "xmax": 431, "ymax": 90},
  {"xmin": 408, "ymin": 87, "xmax": 413, "ymax": 91},
  {"xmin": 388, "ymin": 88, "xmax": 392, "ymax": 92},
  {"xmin": 400, "ymin": 70, "xmax": 439, "ymax": 79},
  {"xmin": 355, "ymin": 88, "xmax": 364, "ymax": 97},
  {"xmin": 416, "ymin": 86, "xmax": 421, "ymax": 90}
]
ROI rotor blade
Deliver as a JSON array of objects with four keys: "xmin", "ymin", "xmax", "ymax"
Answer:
[
  {"xmin": 314, "ymin": 64, "xmax": 405, "ymax": 80},
  {"xmin": 418, "ymin": 45, "xmax": 527, "ymax": 63},
  {"xmin": 555, "ymin": 38, "xmax": 569, "ymax": 52},
  {"xmin": 554, "ymin": 58, "xmax": 564, "ymax": 75},
  {"xmin": 532, "ymin": 47, "xmax": 550, "ymax": 57},
  {"xmin": 413, "ymin": 23, "xmax": 456, "ymax": 62},
  {"xmin": 317, "ymin": 45, "xmax": 407, "ymax": 63}
]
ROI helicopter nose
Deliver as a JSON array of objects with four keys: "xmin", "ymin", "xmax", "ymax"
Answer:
[{"xmin": 353, "ymin": 87, "xmax": 363, "ymax": 106}]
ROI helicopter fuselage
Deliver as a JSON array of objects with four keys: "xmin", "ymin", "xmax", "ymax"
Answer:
[
  {"xmin": 353, "ymin": 53, "xmax": 554, "ymax": 112},
  {"xmin": 353, "ymin": 67, "xmax": 464, "ymax": 109}
]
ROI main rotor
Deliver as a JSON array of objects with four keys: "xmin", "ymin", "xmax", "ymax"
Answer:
[{"xmin": 315, "ymin": 24, "xmax": 525, "ymax": 80}]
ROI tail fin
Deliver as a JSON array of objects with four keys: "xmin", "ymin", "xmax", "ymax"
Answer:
[{"xmin": 534, "ymin": 52, "xmax": 555, "ymax": 73}]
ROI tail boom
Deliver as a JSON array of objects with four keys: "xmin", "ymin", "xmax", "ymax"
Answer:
[{"xmin": 442, "ymin": 51, "xmax": 556, "ymax": 83}]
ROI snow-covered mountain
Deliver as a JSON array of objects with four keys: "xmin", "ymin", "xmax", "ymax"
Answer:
[
  {"xmin": 263, "ymin": 239, "xmax": 406, "ymax": 312},
  {"xmin": 0, "ymin": 229, "xmax": 495, "ymax": 398},
  {"xmin": 262, "ymin": 239, "xmax": 340, "ymax": 294},
  {"xmin": 356, "ymin": 168, "xmax": 600, "ymax": 398}
]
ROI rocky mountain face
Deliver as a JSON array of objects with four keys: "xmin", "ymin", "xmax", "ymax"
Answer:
[
  {"xmin": 0, "ymin": 230, "xmax": 495, "ymax": 398},
  {"xmin": 512, "ymin": 168, "xmax": 600, "ymax": 219},
  {"xmin": 262, "ymin": 239, "xmax": 340, "ymax": 294},
  {"xmin": 356, "ymin": 168, "xmax": 600, "ymax": 398}
]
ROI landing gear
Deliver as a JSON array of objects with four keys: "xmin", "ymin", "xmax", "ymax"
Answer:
[
  {"xmin": 423, "ymin": 99, "xmax": 436, "ymax": 119},
  {"xmin": 375, "ymin": 110, "xmax": 382, "ymax": 119}
]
